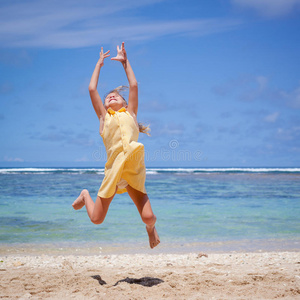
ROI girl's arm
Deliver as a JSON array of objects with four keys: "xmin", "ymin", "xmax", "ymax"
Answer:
[
  {"xmin": 111, "ymin": 42, "xmax": 138, "ymax": 116},
  {"xmin": 89, "ymin": 47, "xmax": 110, "ymax": 119}
]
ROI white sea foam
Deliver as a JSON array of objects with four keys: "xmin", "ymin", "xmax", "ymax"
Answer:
[
  {"xmin": 0, "ymin": 168, "xmax": 103, "ymax": 174},
  {"xmin": 146, "ymin": 167, "xmax": 300, "ymax": 173},
  {"xmin": 145, "ymin": 170, "xmax": 158, "ymax": 175},
  {"xmin": 0, "ymin": 167, "xmax": 299, "ymax": 174},
  {"xmin": 0, "ymin": 168, "xmax": 58, "ymax": 173}
]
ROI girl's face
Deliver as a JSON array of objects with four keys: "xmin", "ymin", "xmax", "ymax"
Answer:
[{"xmin": 104, "ymin": 92, "xmax": 126, "ymax": 110}]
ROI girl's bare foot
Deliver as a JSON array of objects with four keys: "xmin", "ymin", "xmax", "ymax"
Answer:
[
  {"xmin": 72, "ymin": 190, "xmax": 86, "ymax": 210},
  {"xmin": 146, "ymin": 225, "xmax": 160, "ymax": 249}
]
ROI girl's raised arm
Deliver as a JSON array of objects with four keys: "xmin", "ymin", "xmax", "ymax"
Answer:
[
  {"xmin": 89, "ymin": 47, "xmax": 110, "ymax": 119},
  {"xmin": 111, "ymin": 42, "xmax": 138, "ymax": 116}
]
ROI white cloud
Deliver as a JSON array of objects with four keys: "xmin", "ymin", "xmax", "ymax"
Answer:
[
  {"xmin": 276, "ymin": 126, "xmax": 300, "ymax": 141},
  {"xmin": 256, "ymin": 76, "xmax": 268, "ymax": 92},
  {"xmin": 213, "ymin": 76, "xmax": 300, "ymax": 112},
  {"xmin": 264, "ymin": 112, "xmax": 279, "ymax": 123},
  {"xmin": 232, "ymin": 0, "xmax": 300, "ymax": 17},
  {"xmin": 280, "ymin": 84, "xmax": 300, "ymax": 109},
  {"xmin": 0, "ymin": 0, "xmax": 241, "ymax": 49},
  {"xmin": 0, "ymin": 50, "xmax": 32, "ymax": 66},
  {"xmin": 4, "ymin": 156, "xmax": 24, "ymax": 162},
  {"xmin": 212, "ymin": 74, "xmax": 269, "ymax": 102},
  {"xmin": 75, "ymin": 156, "xmax": 89, "ymax": 162},
  {"xmin": 156, "ymin": 123, "xmax": 185, "ymax": 136}
]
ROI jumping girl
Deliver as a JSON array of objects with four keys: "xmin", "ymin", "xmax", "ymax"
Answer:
[{"xmin": 72, "ymin": 42, "xmax": 160, "ymax": 249}]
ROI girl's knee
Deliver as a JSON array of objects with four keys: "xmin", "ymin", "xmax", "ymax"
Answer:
[
  {"xmin": 91, "ymin": 216, "xmax": 104, "ymax": 225},
  {"xmin": 142, "ymin": 213, "xmax": 156, "ymax": 226},
  {"xmin": 81, "ymin": 189, "xmax": 89, "ymax": 197},
  {"xmin": 91, "ymin": 209, "xmax": 106, "ymax": 225}
]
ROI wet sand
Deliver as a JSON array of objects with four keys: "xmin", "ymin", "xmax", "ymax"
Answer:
[{"xmin": 1, "ymin": 251, "xmax": 300, "ymax": 299}]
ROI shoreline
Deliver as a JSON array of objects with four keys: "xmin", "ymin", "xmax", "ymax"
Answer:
[
  {"xmin": 1, "ymin": 251, "xmax": 299, "ymax": 299},
  {"xmin": 1, "ymin": 237, "xmax": 300, "ymax": 256}
]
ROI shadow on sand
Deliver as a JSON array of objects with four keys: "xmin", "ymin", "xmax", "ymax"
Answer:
[{"xmin": 91, "ymin": 275, "xmax": 164, "ymax": 287}]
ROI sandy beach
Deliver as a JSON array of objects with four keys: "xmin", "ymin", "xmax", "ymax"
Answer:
[{"xmin": 1, "ymin": 250, "xmax": 300, "ymax": 299}]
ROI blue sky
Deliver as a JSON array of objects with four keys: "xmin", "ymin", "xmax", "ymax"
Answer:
[{"xmin": 0, "ymin": 0, "xmax": 300, "ymax": 167}]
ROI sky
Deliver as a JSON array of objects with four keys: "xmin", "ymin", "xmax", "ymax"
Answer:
[{"xmin": 0, "ymin": 0, "xmax": 300, "ymax": 167}]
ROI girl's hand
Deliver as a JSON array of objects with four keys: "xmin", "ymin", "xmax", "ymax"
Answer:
[
  {"xmin": 111, "ymin": 42, "xmax": 127, "ymax": 63},
  {"xmin": 99, "ymin": 47, "xmax": 110, "ymax": 67}
]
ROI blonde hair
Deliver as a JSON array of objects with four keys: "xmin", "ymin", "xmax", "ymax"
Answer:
[
  {"xmin": 138, "ymin": 123, "xmax": 151, "ymax": 136},
  {"xmin": 104, "ymin": 86, "xmax": 151, "ymax": 136}
]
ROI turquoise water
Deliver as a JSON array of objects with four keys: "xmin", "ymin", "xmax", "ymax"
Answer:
[{"xmin": 0, "ymin": 168, "xmax": 300, "ymax": 251}]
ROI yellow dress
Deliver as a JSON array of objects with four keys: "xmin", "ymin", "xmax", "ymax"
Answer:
[{"xmin": 97, "ymin": 107, "xmax": 147, "ymax": 198}]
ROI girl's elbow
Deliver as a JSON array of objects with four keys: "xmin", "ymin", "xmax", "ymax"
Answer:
[
  {"xmin": 88, "ymin": 85, "xmax": 97, "ymax": 92},
  {"xmin": 130, "ymin": 81, "xmax": 138, "ymax": 88}
]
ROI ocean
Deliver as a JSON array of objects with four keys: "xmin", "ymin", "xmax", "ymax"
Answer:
[{"xmin": 0, "ymin": 167, "xmax": 300, "ymax": 254}]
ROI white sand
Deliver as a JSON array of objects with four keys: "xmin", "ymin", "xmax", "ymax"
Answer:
[{"xmin": 1, "ymin": 251, "xmax": 300, "ymax": 299}]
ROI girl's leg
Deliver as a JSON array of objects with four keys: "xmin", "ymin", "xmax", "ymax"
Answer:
[
  {"xmin": 126, "ymin": 185, "xmax": 160, "ymax": 249},
  {"xmin": 72, "ymin": 188, "xmax": 116, "ymax": 224}
]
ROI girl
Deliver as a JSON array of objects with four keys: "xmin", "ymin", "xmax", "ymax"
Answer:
[{"xmin": 72, "ymin": 42, "xmax": 160, "ymax": 249}]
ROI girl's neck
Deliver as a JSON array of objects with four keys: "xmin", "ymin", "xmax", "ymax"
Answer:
[{"xmin": 108, "ymin": 104, "xmax": 125, "ymax": 111}]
